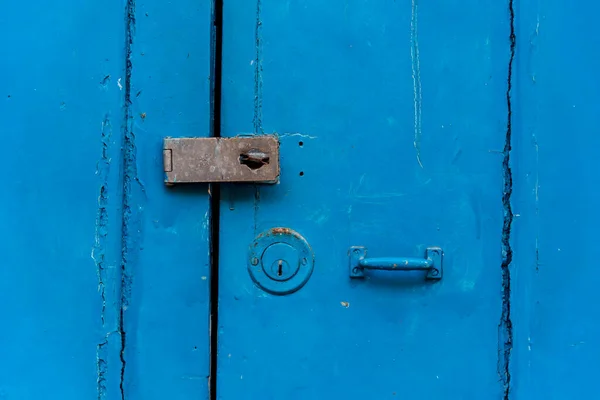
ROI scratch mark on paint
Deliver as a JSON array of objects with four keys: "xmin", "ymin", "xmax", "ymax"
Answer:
[
  {"xmin": 233, "ymin": 132, "xmax": 260, "ymax": 137},
  {"xmin": 533, "ymin": 134, "xmax": 540, "ymax": 271},
  {"xmin": 349, "ymin": 173, "xmax": 405, "ymax": 200},
  {"xmin": 308, "ymin": 206, "xmax": 330, "ymax": 226},
  {"xmin": 410, "ymin": 0, "xmax": 423, "ymax": 168},
  {"xmin": 498, "ymin": 1, "xmax": 515, "ymax": 398},
  {"xmin": 202, "ymin": 210, "xmax": 210, "ymax": 233},
  {"xmin": 278, "ymin": 132, "xmax": 318, "ymax": 139},
  {"xmin": 253, "ymin": 185, "xmax": 260, "ymax": 236},
  {"xmin": 253, "ymin": 0, "xmax": 263, "ymax": 134},
  {"xmin": 100, "ymin": 75, "xmax": 111, "ymax": 90},
  {"xmin": 117, "ymin": 78, "xmax": 123, "ymax": 91},
  {"xmin": 181, "ymin": 375, "xmax": 205, "ymax": 380}
]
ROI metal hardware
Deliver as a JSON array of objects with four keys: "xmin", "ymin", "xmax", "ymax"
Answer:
[
  {"xmin": 349, "ymin": 246, "xmax": 443, "ymax": 280},
  {"xmin": 248, "ymin": 228, "xmax": 315, "ymax": 295},
  {"xmin": 163, "ymin": 136, "xmax": 279, "ymax": 184}
]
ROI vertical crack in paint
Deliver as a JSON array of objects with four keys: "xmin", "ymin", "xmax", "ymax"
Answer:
[
  {"xmin": 498, "ymin": 0, "xmax": 516, "ymax": 398},
  {"xmin": 119, "ymin": 0, "xmax": 136, "ymax": 399},
  {"xmin": 94, "ymin": 114, "xmax": 112, "ymax": 328},
  {"xmin": 253, "ymin": 0, "xmax": 263, "ymax": 234},
  {"xmin": 410, "ymin": 0, "xmax": 423, "ymax": 168},
  {"xmin": 94, "ymin": 114, "xmax": 112, "ymax": 400},
  {"xmin": 253, "ymin": 0, "xmax": 263, "ymax": 135}
]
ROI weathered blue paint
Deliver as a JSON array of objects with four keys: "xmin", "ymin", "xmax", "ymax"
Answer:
[
  {"xmin": 122, "ymin": 0, "xmax": 213, "ymax": 398},
  {"xmin": 218, "ymin": 0, "xmax": 509, "ymax": 398},
  {"xmin": 0, "ymin": 2, "xmax": 126, "ymax": 398},
  {"xmin": 511, "ymin": 1, "xmax": 600, "ymax": 398},
  {"xmin": 4, "ymin": 0, "xmax": 596, "ymax": 398},
  {"xmin": 0, "ymin": 1, "xmax": 212, "ymax": 399}
]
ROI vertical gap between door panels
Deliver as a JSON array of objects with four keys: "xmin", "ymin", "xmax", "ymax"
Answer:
[{"xmin": 209, "ymin": 0, "xmax": 223, "ymax": 398}]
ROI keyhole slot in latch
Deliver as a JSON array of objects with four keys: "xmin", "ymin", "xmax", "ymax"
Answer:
[
  {"xmin": 277, "ymin": 260, "xmax": 283, "ymax": 276},
  {"xmin": 239, "ymin": 150, "xmax": 270, "ymax": 170}
]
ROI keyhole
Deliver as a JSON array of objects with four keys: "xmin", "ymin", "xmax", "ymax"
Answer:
[
  {"xmin": 265, "ymin": 252, "xmax": 294, "ymax": 281},
  {"xmin": 239, "ymin": 150, "xmax": 270, "ymax": 170}
]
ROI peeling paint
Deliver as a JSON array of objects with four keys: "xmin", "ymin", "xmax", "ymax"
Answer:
[
  {"xmin": 93, "ymin": 114, "xmax": 112, "ymax": 328},
  {"xmin": 96, "ymin": 337, "xmax": 108, "ymax": 400}
]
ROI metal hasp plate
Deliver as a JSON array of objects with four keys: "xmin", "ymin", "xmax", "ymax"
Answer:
[
  {"xmin": 349, "ymin": 246, "xmax": 443, "ymax": 280},
  {"xmin": 163, "ymin": 135, "xmax": 280, "ymax": 184}
]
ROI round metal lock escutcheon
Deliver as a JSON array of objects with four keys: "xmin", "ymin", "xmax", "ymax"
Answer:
[{"xmin": 247, "ymin": 228, "xmax": 314, "ymax": 295}]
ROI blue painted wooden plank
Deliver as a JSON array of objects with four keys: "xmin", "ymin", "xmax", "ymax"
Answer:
[
  {"xmin": 219, "ymin": 0, "xmax": 510, "ymax": 398},
  {"xmin": 121, "ymin": 0, "xmax": 213, "ymax": 398},
  {"xmin": 0, "ymin": 2, "xmax": 126, "ymax": 399},
  {"xmin": 511, "ymin": 1, "xmax": 600, "ymax": 397}
]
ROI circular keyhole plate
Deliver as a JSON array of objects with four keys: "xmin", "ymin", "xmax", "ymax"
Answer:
[{"xmin": 248, "ymin": 227, "xmax": 314, "ymax": 295}]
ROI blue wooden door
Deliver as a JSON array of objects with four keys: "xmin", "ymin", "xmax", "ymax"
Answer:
[
  {"xmin": 0, "ymin": 1, "xmax": 213, "ymax": 399},
  {"xmin": 217, "ymin": 1, "xmax": 510, "ymax": 398},
  {"xmin": 4, "ymin": 1, "xmax": 599, "ymax": 399},
  {"xmin": 511, "ymin": 1, "xmax": 600, "ymax": 398},
  {"xmin": 123, "ymin": 1, "xmax": 213, "ymax": 397},
  {"xmin": 1, "ymin": 3, "xmax": 129, "ymax": 398}
]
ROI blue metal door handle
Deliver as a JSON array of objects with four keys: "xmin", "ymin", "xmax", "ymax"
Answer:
[{"xmin": 349, "ymin": 246, "xmax": 443, "ymax": 280}]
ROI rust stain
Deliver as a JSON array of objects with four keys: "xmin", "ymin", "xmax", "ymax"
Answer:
[{"xmin": 270, "ymin": 227, "xmax": 293, "ymax": 235}]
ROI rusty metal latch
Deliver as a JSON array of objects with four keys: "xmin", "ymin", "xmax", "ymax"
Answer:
[{"xmin": 163, "ymin": 136, "xmax": 280, "ymax": 184}]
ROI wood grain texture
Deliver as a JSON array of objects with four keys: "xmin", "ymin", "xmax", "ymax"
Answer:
[
  {"xmin": 122, "ymin": 0, "xmax": 213, "ymax": 398},
  {"xmin": 0, "ymin": 1, "xmax": 126, "ymax": 398},
  {"xmin": 218, "ymin": 0, "xmax": 510, "ymax": 397},
  {"xmin": 0, "ymin": 1, "xmax": 213, "ymax": 399},
  {"xmin": 511, "ymin": 0, "xmax": 600, "ymax": 397}
]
